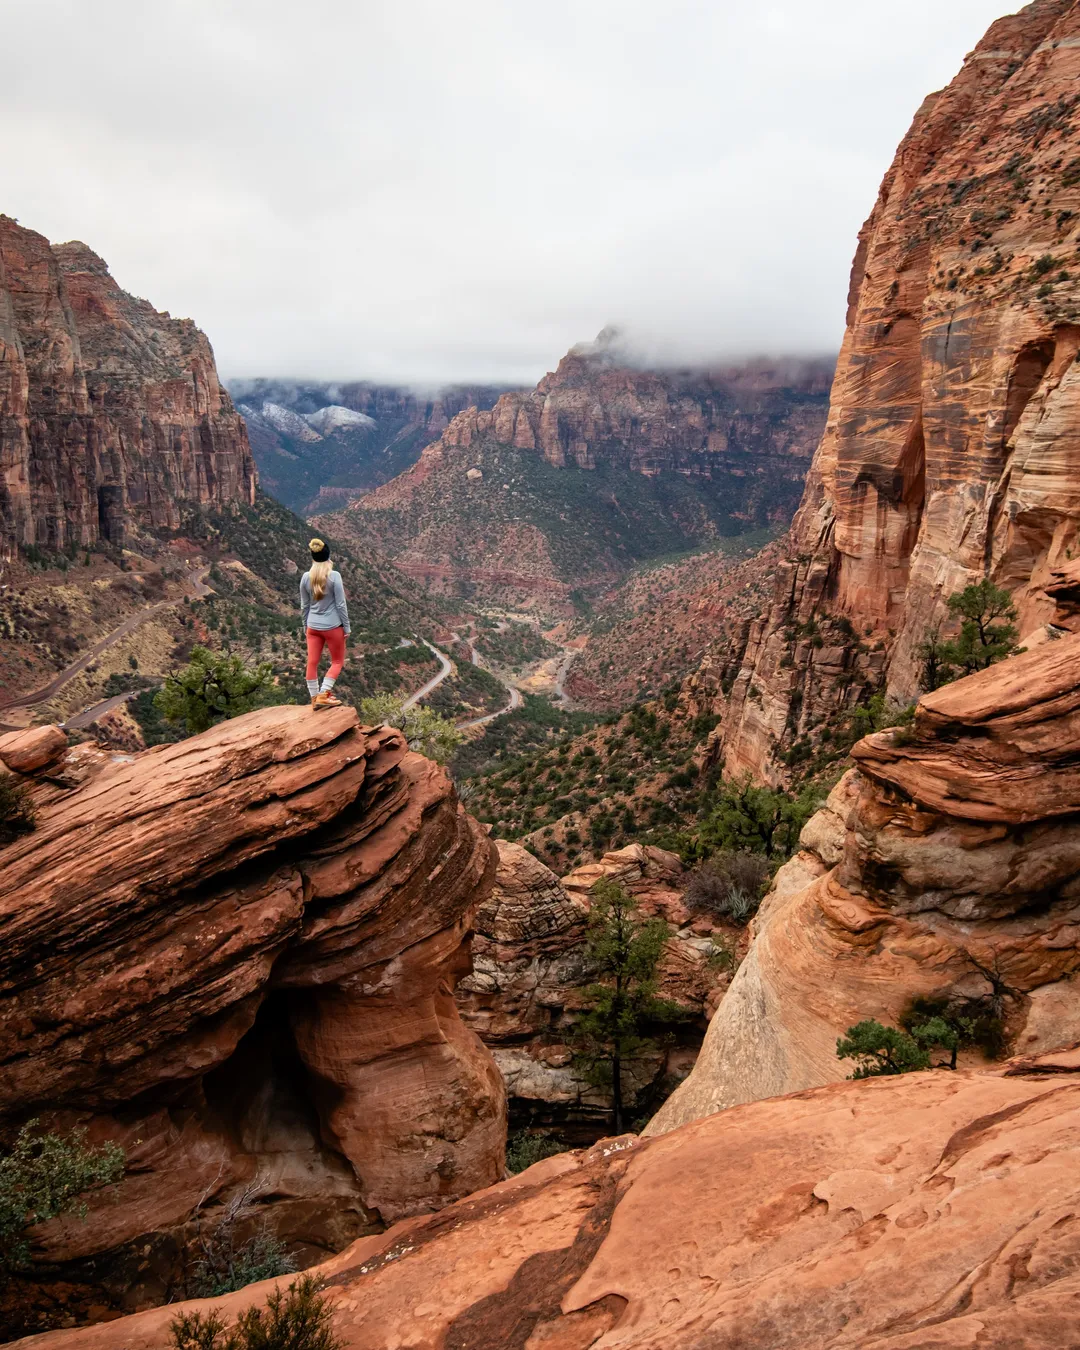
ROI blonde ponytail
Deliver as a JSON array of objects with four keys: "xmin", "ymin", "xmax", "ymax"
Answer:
[{"xmin": 309, "ymin": 559, "xmax": 332, "ymax": 602}]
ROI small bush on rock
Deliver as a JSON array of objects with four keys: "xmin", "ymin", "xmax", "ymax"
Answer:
[
  {"xmin": 359, "ymin": 694, "xmax": 463, "ymax": 764},
  {"xmin": 0, "ymin": 1121, "xmax": 125, "ymax": 1274},
  {"xmin": 0, "ymin": 775, "xmax": 35, "ymax": 845},
  {"xmin": 170, "ymin": 1275, "xmax": 341, "ymax": 1350},
  {"xmin": 505, "ymin": 1131, "xmax": 568, "ymax": 1174},
  {"xmin": 157, "ymin": 646, "xmax": 285, "ymax": 736},
  {"xmin": 683, "ymin": 851, "xmax": 771, "ymax": 924}
]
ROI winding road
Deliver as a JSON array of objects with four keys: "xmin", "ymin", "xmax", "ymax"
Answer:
[
  {"xmin": 401, "ymin": 640, "xmax": 453, "ymax": 710},
  {"xmin": 0, "ymin": 565, "xmax": 211, "ymax": 718}
]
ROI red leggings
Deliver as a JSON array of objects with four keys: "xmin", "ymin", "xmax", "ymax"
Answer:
[{"xmin": 306, "ymin": 626, "xmax": 346, "ymax": 680}]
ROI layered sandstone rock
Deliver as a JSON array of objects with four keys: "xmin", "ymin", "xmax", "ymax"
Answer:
[
  {"xmin": 327, "ymin": 339, "xmax": 831, "ymax": 609},
  {"xmin": 24, "ymin": 1050, "xmax": 1080, "ymax": 1349},
  {"xmin": 0, "ymin": 706, "xmax": 503, "ymax": 1327},
  {"xmin": 425, "ymin": 336, "xmax": 832, "ymax": 475},
  {"xmin": 650, "ymin": 633, "xmax": 1080, "ymax": 1135},
  {"xmin": 456, "ymin": 842, "xmax": 730, "ymax": 1128},
  {"xmin": 720, "ymin": 0, "xmax": 1080, "ymax": 781},
  {"xmin": 0, "ymin": 216, "xmax": 255, "ymax": 553}
]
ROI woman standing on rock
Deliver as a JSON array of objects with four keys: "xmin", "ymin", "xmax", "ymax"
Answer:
[{"xmin": 301, "ymin": 538, "xmax": 350, "ymax": 709}]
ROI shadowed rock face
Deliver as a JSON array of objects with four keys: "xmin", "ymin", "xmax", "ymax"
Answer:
[
  {"xmin": 0, "ymin": 215, "xmax": 255, "ymax": 552},
  {"xmin": 20, "ymin": 1050, "xmax": 1080, "ymax": 1349},
  {"xmin": 455, "ymin": 842, "xmax": 730, "ymax": 1132},
  {"xmin": 719, "ymin": 0, "xmax": 1080, "ymax": 781},
  {"xmin": 649, "ymin": 632, "xmax": 1080, "ymax": 1136},
  {"xmin": 0, "ymin": 706, "xmax": 504, "ymax": 1325}
]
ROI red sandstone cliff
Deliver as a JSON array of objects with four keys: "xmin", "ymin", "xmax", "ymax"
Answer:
[
  {"xmin": 0, "ymin": 216, "xmax": 255, "ymax": 554},
  {"xmin": 417, "ymin": 335, "xmax": 832, "ymax": 476},
  {"xmin": 719, "ymin": 0, "xmax": 1080, "ymax": 780},
  {"xmin": 0, "ymin": 708, "xmax": 503, "ymax": 1331},
  {"xmin": 650, "ymin": 625, "xmax": 1080, "ymax": 1136}
]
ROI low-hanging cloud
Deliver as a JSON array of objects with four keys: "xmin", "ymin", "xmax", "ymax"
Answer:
[{"xmin": 3, "ymin": 0, "xmax": 1012, "ymax": 385}]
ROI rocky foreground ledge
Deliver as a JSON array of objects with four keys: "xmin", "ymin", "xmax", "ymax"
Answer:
[
  {"xmin": 0, "ymin": 706, "xmax": 504, "ymax": 1322},
  {"xmin": 18, "ymin": 1047, "xmax": 1080, "ymax": 1348}
]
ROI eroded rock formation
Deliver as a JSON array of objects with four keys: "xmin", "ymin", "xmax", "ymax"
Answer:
[
  {"xmin": 23, "ymin": 1048, "xmax": 1080, "ymax": 1349},
  {"xmin": 455, "ymin": 842, "xmax": 730, "ymax": 1131},
  {"xmin": 649, "ymin": 632, "xmax": 1080, "ymax": 1135},
  {"xmin": 0, "ymin": 706, "xmax": 503, "ymax": 1328},
  {"xmin": 719, "ymin": 0, "xmax": 1080, "ymax": 781},
  {"xmin": 0, "ymin": 216, "xmax": 255, "ymax": 553}
]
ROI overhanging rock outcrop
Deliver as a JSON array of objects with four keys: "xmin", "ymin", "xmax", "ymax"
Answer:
[
  {"xmin": 649, "ymin": 633, "xmax": 1080, "ymax": 1135},
  {"xmin": 0, "ymin": 705, "xmax": 504, "ymax": 1324}
]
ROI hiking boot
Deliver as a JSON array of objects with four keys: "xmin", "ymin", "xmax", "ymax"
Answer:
[{"xmin": 313, "ymin": 690, "xmax": 343, "ymax": 710}]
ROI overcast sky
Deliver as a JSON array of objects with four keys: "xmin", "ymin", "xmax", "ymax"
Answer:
[{"xmin": 4, "ymin": 0, "xmax": 1012, "ymax": 385}]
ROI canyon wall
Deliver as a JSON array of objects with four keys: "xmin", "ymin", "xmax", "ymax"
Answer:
[
  {"xmin": 0, "ymin": 216, "xmax": 255, "ymax": 555},
  {"xmin": 0, "ymin": 707, "xmax": 503, "ymax": 1330},
  {"xmin": 649, "ymin": 627, "xmax": 1080, "ymax": 1135},
  {"xmin": 420, "ymin": 334, "xmax": 832, "ymax": 476},
  {"xmin": 720, "ymin": 0, "xmax": 1080, "ymax": 781}
]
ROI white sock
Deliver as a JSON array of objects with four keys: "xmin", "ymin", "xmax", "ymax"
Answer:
[
  {"xmin": 306, "ymin": 679, "xmax": 320, "ymax": 698},
  {"xmin": 320, "ymin": 675, "xmax": 337, "ymax": 693}
]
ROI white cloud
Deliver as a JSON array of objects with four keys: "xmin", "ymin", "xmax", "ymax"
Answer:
[{"xmin": 2, "ymin": 0, "xmax": 1012, "ymax": 383}]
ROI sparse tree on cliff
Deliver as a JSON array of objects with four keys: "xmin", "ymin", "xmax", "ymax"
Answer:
[
  {"xmin": 0, "ymin": 1121, "xmax": 125, "ymax": 1274},
  {"xmin": 359, "ymin": 694, "xmax": 463, "ymax": 765},
  {"xmin": 156, "ymin": 646, "xmax": 283, "ymax": 736},
  {"xmin": 940, "ymin": 580, "xmax": 1019, "ymax": 678},
  {"xmin": 574, "ymin": 879, "xmax": 685, "ymax": 1133}
]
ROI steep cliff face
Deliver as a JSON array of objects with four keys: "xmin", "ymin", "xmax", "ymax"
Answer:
[
  {"xmin": 721, "ymin": 0, "xmax": 1080, "ymax": 780},
  {"xmin": 649, "ymin": 630, "xmax": 1080, "ymax": 1136},
  {"xmin": 428, "ymin": 338, "xmax": 832, "ymax": 476},
  {"xmin": 26, "ymin": 1050, "xmax": 1080, "ymax": 1349},
  {"xmin": 0, "ymin": 707, "xmax": 503, "ymax": 1330},
  {"xmin": 326, "ymin": 340, "xmax": 831, "ymax": 611},
  {"xmin": 0, "ymin": 216, "xmax": 255, "ymax": 554}
]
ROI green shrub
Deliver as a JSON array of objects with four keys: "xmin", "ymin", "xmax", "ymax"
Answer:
[
  {"xmin": 170, "ymin": 1274, "xmax": 340, "ymax": 1350},
  {"xmin": 505, "ymin": 1131, "xmax": 568, "ymax": 1174},
  {"xmin": 0, "ymin": 775, "xmax": 36, "ymax": 846},
  {"xmin": 683, "ymin": 851, "xmax": 771, "ymax": 924},
  {"xmin": 156, "ymin": 647, "xmax": 286, "ymax": 736},
  {"xmin": 836, "ymin": 1020, "xmax": 931, "ymax": 1078},
  {"xmin": 0, "ymin": 1121, "xmax": 125, "ymax": 1273},
  {"xmin": 359, "ymin": 694, "xmax": 463, "ymax": 764}
]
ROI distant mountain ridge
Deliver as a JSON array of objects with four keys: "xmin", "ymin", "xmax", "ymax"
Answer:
[
  {"xmin": 321, "ymin": 338, "xmax": 833, "ymax": 613},
  {"xmin": 230, "ymin": 377, "xmax": 516, "ymax": 514}
]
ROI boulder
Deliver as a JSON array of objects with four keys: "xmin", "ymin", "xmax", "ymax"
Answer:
[
  {"xmin": 0, "ymin": 704, "xmax": 504, "ymax": 1328},
  {"xmin": 649, "ymin": 636, "xmax": 1080, "ymax": 1135},
  {"xmin": 0, "ymin": 725, "xmax": 68, "ymax": 774}
]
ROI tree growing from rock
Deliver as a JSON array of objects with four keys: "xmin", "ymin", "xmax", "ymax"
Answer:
[
  {"xmin": 156, "ymin": 646, "xmax": 284, "ymax": 736},
  {"xmin": 574, "ymin": 879, "xmax": 685, "ymax": 1132},
  {"xmin": 919, "ymin": 580, "xmax": 1019, "ymax": 690},
  {"xmin": 170, "ymin": 1274, "xmax": 341, "ymax": 1350},
  {"xmin": 0, "ymin": 1121, "xmax": 125, "ymax": 1274},
  {"xmin": 359, "ymin": 694, "xmax": 463, "ymax": 765}
]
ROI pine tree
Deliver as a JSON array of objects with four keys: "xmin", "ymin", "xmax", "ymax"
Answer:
[
  {"xmin": 156, "ymin": 646, "xmax": 282, "ymax": 736},
  {"xmin": 574, "ymin": 879, "xmax": 684, "ymax": 1132}
]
